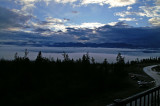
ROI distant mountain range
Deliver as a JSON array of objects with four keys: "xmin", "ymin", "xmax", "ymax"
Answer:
[
  {"xmin": 44, "ymin": 42, "xmax": 160, "ymax": 48},
  {"xmin": 1, "ymin": 41, "xmax": 160, "ymax": 48},
  {"xmin": 49, "ymin": 42, "xmax": 136, "ymax": 48}
]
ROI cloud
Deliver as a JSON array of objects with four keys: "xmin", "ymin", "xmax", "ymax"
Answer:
[
  {"xmin": 115, "ymin": 11, "xmax": 146, "ymax": 17},
  {"xmin": 77, "ymin": 36, "xmax": 90, "ymax": 41},
  {"xmin": 107, "ymin": 22, "xmax": 118, "ymax": 26},
  {"xmin": 65, "ymin": 22, "xmax": 131, "ymax": 42},
  {"xmin": 127, "ymin": 6, "xmax": 132, "ymax": 10},
  {"xmin": 46, "ymin": 17, "xmax": 63, "ymax": 24},
  {"xmin": 14, "ymin": 0, "xmax": 37, "ymax": 11},
  {"xmin": 115, "ymin": 6, "xmax": 160, "ymax": 18},
  {"xmin": 155, "ymin": 0, "xmax": 160, "ymax": 5},
  {"xmin": 7, "ymin": 13, "xmax": 105, "ymax": 35},
  {"xmin": 118, "ymin": 17, "xmax": 137, "ymax": 21},
  {"xmin": 34, "ymin": 28, "xmax": 51, "ymax": 33},
  {"xmin": 52, "ymin": 24, "xmax": 67, "ymax": 32},
  {"xmin": 149, "ymin": 17, "xmax": 160, "ymax": 26},
  {"xmin": 31, "ymin": 21, "xmax": 66, "ymax": 35},
  {"xmin": 0, "ymin": 7, "xmax": 32, "ymax": 31},
  {"xmin": 107, "ymin": 21, "xmax": 130, "ymax": 27},
  {"xmin": 54, "ymin": 0, "xmax": 77, "ymax": 4},
  {"xmin": 63, "ymin": 18, "xmax": 70, "ymax": 22},
  {"xmin": 12, "ymin": 0, "xmax": 137, "ymax": 14},
  {"xmin": 14, "ymin": 0, "xmax": 78, "ymax": 8},
  {"xmin": 14, "ymin": 0, "xmax": 37, "ymax": 6},
  {"xmin": 33, "ymin": 28, "xmax": 53, "ymax": 36},
  {"xmin": 115, "ymin": 5, "xmax": 160, "ymax": 26},
  {"xmin": 81, "ymin": 0, "xmax": 136, "ymax": 8},
  {"xmin": 1, "ymin": 21, "xmax": 160, "ymax": 48},
  {"xmin": 115, "ymin": 11, "xmax": 133, "ymax": 17},
  {"xmin": 113, "ymin": 21, "xmax": 130, "ymax": 28},
  {"xmin": 72, "ymin": 11, "xmax": 78, "ymax": 14},
  {"xmin": 14, "ymin": 0, "xmax": 137, "ymax": 8},
  {"xmin": 30, "ymin": 16, "xmax": 70, "ymax": 35},
  {"xmin": 68, "ymin": 22, "xmax": 105, "ymax": 29},
  {"xmin": 139, "ymin": 6, "xmax": 160, "ymax": 17},
  {"xmin": 43, "ymin": 0, "xmax": 52, "ymax": 5},
  {"xmin": 94, "ymin": 23, "xmax": 160, "ymax": 46}
]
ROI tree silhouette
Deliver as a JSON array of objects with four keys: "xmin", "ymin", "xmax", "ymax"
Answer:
[
  {"xmin": 36, "ymin": 51, "xmax": 43, "ymax": 62},
  {"xmin": 116, "ymin": 53, "xmax": 124, "ymax": 64},
  {"xmin": 82, "ymin": 52, "xmax": 90, "ymax": 64},
  {"xmin": 0, "ymin": 51, "xmax": 160, "ymax": 105},
  {"xmin": 24, "ymin": 49, "xmax": 29, "ymax": 59},
  {"xmin": 91, "ymin": 57, "xmax": 95, "ymax": 64},
  {"xmin": 14, "ymin": 52, "xmax": 18, "ymax": 60},
  {"xmin": 62, "ymin": 52, "xmax": 70, "ymax": 62},
  {"xmin": 103, "ymin": 58, "xmax": 108, "ymax": 65}
]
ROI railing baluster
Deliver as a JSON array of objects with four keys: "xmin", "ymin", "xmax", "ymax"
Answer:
[
  {"xmin": 148, "ymin": 94, "xmax": 150, "ymax": 106},
  {"xmin": 158, "ymin": 89, "xmax": 159, "ymax": 106},
  {"xmin": 151, "ymin": 92, "xmax": 153, "ymax": 106},
  {"xmin": 135, "ymin": 100, "xmax": 137, "ymax": 106},
  {"xmin": 140, "ymin": 97, "xmax": 141, "ymax": 106},
  {"xmin": 144, "ymin": 96, "xmax": 145, "ymax": 106},
  {"xmin": 108, "ymin": 86, "xmax": 160, "ymax": 106},
  {"xmin": 130, "ymin": 101, "xmax": 132, "ymax": 106},
  {"xmin": 155, "ymin": 91, "xmax": 157, "ymax": 106},
  {"xmin": 154, "ymin": 92, "xmax": 155, "ymax": 106}
]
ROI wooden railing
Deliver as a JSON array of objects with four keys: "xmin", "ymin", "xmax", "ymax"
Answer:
[{"xmin": 108, "ymin": 85, "xmax": 160, "ymax": 106}]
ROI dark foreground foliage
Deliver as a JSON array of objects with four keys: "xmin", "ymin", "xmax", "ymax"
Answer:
[{"xmin": 0, "ymin": 51, "xmax": 160, "ymax": 106}]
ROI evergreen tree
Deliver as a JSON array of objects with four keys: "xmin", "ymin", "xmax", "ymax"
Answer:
[
  {"xmin": 14, "ymin": 52, "xmax": 18, "ymax": 60},
  {"xmin": 103, "ymin": 58, "xmax": 108, "ymax": 65},
  {"xmin": 36, "ymin": 51, "xmax": 43, "ymax": 62},
  {"xmin": 62, "ymin": 52, "xmax": 70, "ymax": 62},
  {"xmin": 82, "ymin": 52, "xmax": 90, "ymax": 64},
  {"xmin": 116, "ymin": 53, "xmax": 124, "ymax": 64},
  {"xmin": 24, "ymin": 49, "xmax": 29, "ymax": 59},
  {"xmin": 91, "ymin": 57, "xmax": 95, "ymax": 64}
]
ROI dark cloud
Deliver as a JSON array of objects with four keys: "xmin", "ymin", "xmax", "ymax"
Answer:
[
  {"xmin": 64, "ymin": 22, "xmax": 160, "ymax": 47},
  {"xmin": 113, "ymin": 21, "xmax": 130, "ymax": 28},
  {"xmin": 63, "ymin": 18, "xmax": 70, "ymax": 21},
  {"xmin": 95, "ymin": 24, "xmax": 160, "ymax": 47},
  {"xmin": 0, "ymin": 6, "xmax": 32, "ymax": 30},
  {"xmin": 38, "ymin": 21, "xmax": 50, "ymax": 25},
  {"xmin": 72, "ymin": 11, "xmax": 78, "ymax": 14},
  {"xmin": 78, "ymin": 36, "xmax": 90, "ymax": 41},
  {"xmin": 33, "ymin": 28, "xmax": 51, "ymax": 33},
  {"xmin": 0, "ymin": 20, "xmax": 160, "ymax": 48}
]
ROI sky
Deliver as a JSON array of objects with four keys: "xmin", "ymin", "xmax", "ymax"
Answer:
[{"xmin": 0, "ymin": 0, "xmax": 160, "ymax": 45}]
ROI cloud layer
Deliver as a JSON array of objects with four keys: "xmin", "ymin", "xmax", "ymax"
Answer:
[
  {"xmin": 1, "ymin": 22, "xmax": 160, "ymax": 48},
  {"xmin": 115, "ymin": 5, "xmax": 160, "ymax": 26},
  {"xmin": 0, "ymin": 0, "xmax": 160, "ymax": 47},
  {"xmin": 13, "ymin": 0, "xmax": 137, "ymax": 8},
  {"xmin": 118, "ymin": 18, "xmax": 137, "ymax": 21},
  {"xmin": 81, "ymin": 0, "xmax": 136, "ymax": 7}
]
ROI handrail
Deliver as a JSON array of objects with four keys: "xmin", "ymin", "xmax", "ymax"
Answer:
[{"xmin": 108, "ymin": 85, "xmax": 160, "ymax": 106}]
